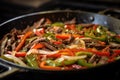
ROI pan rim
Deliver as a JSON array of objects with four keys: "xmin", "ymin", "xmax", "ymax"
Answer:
[{"xmin": 1, "ymin": 9, "xmax": 120, "ymax": 26}]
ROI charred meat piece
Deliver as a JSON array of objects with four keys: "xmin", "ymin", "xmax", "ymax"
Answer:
[
  {"xmin": 98, "ymin": 56, "xmax": 108, "ymax": 64},
  {"xmin": 24, "ymin": 37, "xmax": 46, "ymax": 49},
  {"xmin": 64, "ymin": 18, "xmax": 76, "ymax": 24},
  {"xmin": 62, "ymin": 35, "xmax": 75, "ymax": 44},
  {"xmin": 109, "ymin": 42, "xmax": 120, "ymax": 49},
  {"xmin": 88, "ymin": 54, "xmax": 97, "ymax": 63},
  {"xmin": 41, "ymin": 42, "xmax": 57, "ymax": 51},
  {"xmin": 78, "ymin": 23, "xmax": 94, "ymax": 28}
]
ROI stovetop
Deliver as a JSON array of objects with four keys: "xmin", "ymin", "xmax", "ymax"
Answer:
[{"xmin": 0, "ymin": 0, "xmax": 120, "ymax": 80}]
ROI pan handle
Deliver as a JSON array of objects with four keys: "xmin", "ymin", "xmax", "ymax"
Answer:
[{"xmin": 0, "ymin": 62, "xmax": 19, "ymax": 79}]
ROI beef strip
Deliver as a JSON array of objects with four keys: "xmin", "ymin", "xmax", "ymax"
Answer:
[{"xmin": 41, "ymin": 42, "xmax": 57, "ymax": 51}]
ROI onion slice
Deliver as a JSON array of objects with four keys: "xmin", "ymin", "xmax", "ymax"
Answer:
[
  {"xmin": 4, "ymin": 54, "xmax": 27, "ymax": 67},
  {"xmin": 27, "ymin": 49, "xmax": 59, "ymax": 55},
  {"xmin": 62, "ymin": 55, "xmax": 87, "ymax": 61}
]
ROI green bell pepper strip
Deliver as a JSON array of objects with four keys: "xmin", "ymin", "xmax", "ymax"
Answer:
[
  {"xmin": 84, "ymin": 30, "xmax": 107, "ymax": 41},
  {"xmin": 76, "ymin": 25, "xmax": 83, "ymax": 31},
  {"xmin": 52, "ymin": 22, "xmax": 64, "ymax": 28},
  {"xmin": 77, "ymin": 59, "xmax": 94, "ymax": 67},
  {"xmin": 75, "ymin": 51, "xmax": 93, "ymax": 56},
  {"xmin": 46, "ymin": 55, "xmax": 87, "ymax": 67},
  {"xmin": 44, "ymin": 32, "xmax": 56, "ymax": 40},
  {"xmin": 63, "ymin": 60, "xmax": 76, "ymax": 65},
  {"xmin": 25, "ymin": 54, "xmax": 39, "ymax": 68},
  {"xmin": 46, "ymin": 59, "xmax": 76, "ymax": 67}
]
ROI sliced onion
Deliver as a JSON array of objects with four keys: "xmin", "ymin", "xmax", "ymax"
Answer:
[
  {"xmin": 80, "ymin": 37, "xmax": 92, "ymax": 40},
  {"xmin": 27, "ymin": 49, "xmax": 38, "ymax": 55},
  {"xmin": 38, "ymin": 50, "xmax": 59, "ymax": 54},
  {"xmin": 109, "ymin": 42, "xmax": 120, "ymax": 46},
  {"xmin": 4, "ymin": 54, "xmax": 27, "ymax": 67},
  {"xmin": 68, "ymin": 38, "xmax": 86, "ymax": 49},
  {"xmin": 62, "ymin": 55, "xmax": 87, "ymax": 61},
  {"xmin": 27, "ymin": 49, "xmax": 59, "ymax": 55}
]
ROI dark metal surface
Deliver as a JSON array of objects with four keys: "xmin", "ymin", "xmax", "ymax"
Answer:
[
  {"xmin": 0, "ymin": 10, "xmax": 120, "ymax": 80},
  {"xmin": 0, "ymin": 0, "xmax": 120, "ymax": 24}
]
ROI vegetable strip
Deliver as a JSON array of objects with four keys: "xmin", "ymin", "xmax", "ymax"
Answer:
[
  {"xmin": 15, "ymin": 31, "xmax": 33, "ymax": 52},
  {"xmin": 1, "ymin": 18, "xmax": 120, "ymax": 70}
]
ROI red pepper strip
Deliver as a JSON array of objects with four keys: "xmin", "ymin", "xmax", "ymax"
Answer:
[
  {"xmin": 56, "ymin": 34, "xmax": 84, "ymax": 40},
  {"xmin": 56, "ymin": 34, "xmax": 70, "ymax": 39},
  {"xmin": 53, "ymin": 41, "xmax": 62, "ymax": 45},
  {"xmin": 69, "ymin": 48, "xmax": 85, "ymax": 53},
  {"xmin": 84, "ymin": 48, "xmax": 110, "ymax": 57},
  {"xmin": 93, "ymin": 51, "xmax": 110, "ymax": 57},
  {"xmin": 47, "ymin": 53, "xmax": 61, "ymax": 58},
  {"xmin": 15, "ymin": 31, "xmax": 33, "ymax": 52},
  {"xmin": 110, "ymin": 50, "xmax": 120, "ymax": 59},
  {"xmin": 39, "ymin": 61, "xmax": 72, "ymax": 70},
  {"xmin": 65, "ymin": 24, "xmax": 75, "ymax": 30},
  {"xmin": 47, "ymin": 49, "xmax": 74, "ymax": 58},
  {"xmin": 58, "ymin": 48, "xmax": 74, "ymax": 56},
  {"xmin": 98, "ymin": 41, "xmax": 106, "ymax": 45},
  {"xmin": 69, "ymin": 48, "xmax": 110, "ymax": 56},
  {"xmin": 73, "ymin": 35, "xmax": 84, "ymax": 38},
  {"xmin": 31, "ymin": 43, "xmax": 44, "ymax": 49},
  {"xmin": 108, "ymin": 50, "xmax": 120, "ymax": 62},
  {"xmin": 108, "ymin": 58, "xmax": 115, "ymax": 63},
  {"xmin": 15, "ymin": 52, "xmax": 26, "ymax": 57},
  {"xmin": 113, "ymin": 50, "xmax": 120, "ymax": 54}
]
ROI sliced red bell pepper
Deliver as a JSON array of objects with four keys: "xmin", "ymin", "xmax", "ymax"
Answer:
[
  {"xmin": 58, "ymin": 48, "xmax": 74, "ymax": 56},
  {"xmin": 47, "ymin": 48, "xmax": 74, "ymax": 58},
  {"xmin": 15, "ymin": 52, "xmax": 26, "ymax": 57},
  {"xmin": 39, "ymin": 61, "xmax": 72, "ymax": 70},
  {"xmin": 31, "ymin": 43, "xmax": 44, "ymax": 49},
  {"xmin": 110, "ymin": 50, "xmax": 120, "ymax": 58},
  {"xmin": 15, "ymin": 31, "xmax": 33, "ymax": 52},
  {"xmin": 55, "ymin": 34, "xmax": 70, "ymax": 39},
  {"xmin": 65, "ymin": 24, "xmax": 75, "ymax": 30},
  {"xmin": 56, "ymin": 34, "xmax": 84, "ymax": 40},
  {"xmin": 113, "ymin": 50, "xmax": 120, "ymax": 53},
  {"xmin": 73, "ymin": 34, "xmax": 84, "ymax": 38},
  {"xmin": 107, "ymin": 58, "xmax": 115, "ymax": 63},
  {"xmin": 70, "ymin": 48, "xmax": 110, "ymax": 56},
  {"xmin": 93, "ymin": 51, "xmax": 110, "ymax": 57},
  {"xmin": 47, "ymin": 53, "xmax": 61, "ymax": 58},
  {"xmin": 107, "ymin": 50, "xmax": 120, "ymax": 62},
  {"xmin": 53, "ymin": 41, "xmax": 62, "ymax": 45}
]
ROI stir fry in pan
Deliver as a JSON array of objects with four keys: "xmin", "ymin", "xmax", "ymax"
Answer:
[{"xmin": 1, "ymin": 18, "xmax": 120, "ymax": 70}]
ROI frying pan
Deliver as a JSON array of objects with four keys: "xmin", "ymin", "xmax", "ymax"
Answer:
[{"xmin": 0, "ymin": 10, "xmax": 120, "ymax": 80}]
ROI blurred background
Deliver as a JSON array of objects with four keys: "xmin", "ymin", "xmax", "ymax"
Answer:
[{"xmin": 0, "ymin": 0, "xmax": 120, "ymax": 24}]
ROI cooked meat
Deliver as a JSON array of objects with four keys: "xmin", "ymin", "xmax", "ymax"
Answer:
[
  {"xmin": 78, "ymin": 23, "xmax": 94, "ymax": 27},
  {"xmin": 88, "ymin": 54, "xmax": 97, "ymax": 63},
  {"xmin": 41, "ymin": 42, "xmax": 57, "ymax": 51},
  {"xmin": 1, "ymin": 18, "xmax": 120, "ymax": 70},
  {"xmin": 63, "ymin": 35, "xmax": 75, "ymax": 44},
  {"xmin": 98, "ymin": 57, "xmax": 108, "ymax": 64}
]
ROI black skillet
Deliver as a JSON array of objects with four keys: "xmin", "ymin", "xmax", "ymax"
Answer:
[{"xmin": 0, "ymin": 10, "xmax": 120, "ymax": 80}]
